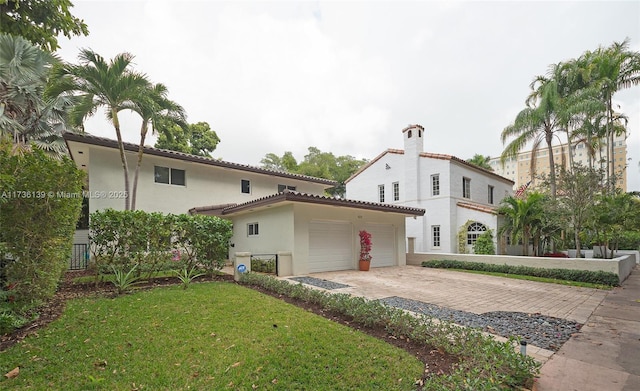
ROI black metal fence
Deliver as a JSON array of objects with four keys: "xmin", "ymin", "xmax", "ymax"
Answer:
[
  {"xmin": 70, "ymin": 243, "xmax": 89, "ymax": 270},
  {"xmin": 250, "ymin": 253, "xmax": 278, "ymax": 275}
]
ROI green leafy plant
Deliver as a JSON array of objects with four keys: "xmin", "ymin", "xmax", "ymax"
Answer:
[
  {"xmin": 110, "ymin": 264, "xmax": 141, "ymax": 295},
  {"xmin": 422, "ymin": 259, "xmax": 620, "ymax": 286},
  {"xmin": 473, "ymin": 230, "xmax": 495, "ymax": 255},
  {"xmin": 0, "ymin": 142, "xmax": 84, "ymax": 311},
  {"xmin": 173, "ymin": 266, "xmax": 204, "ymax": 290}
]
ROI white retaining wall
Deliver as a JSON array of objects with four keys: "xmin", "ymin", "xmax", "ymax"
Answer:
[{"xmin": 407, "ymin": 252, "xmax": 638, "ymax": 284}]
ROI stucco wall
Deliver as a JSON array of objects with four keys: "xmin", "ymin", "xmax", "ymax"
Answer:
[
  {"xmin": 86, "ymin": 145, "xmax": 327, "ymax": 215},
  {"xmin": 406, "ymin": 252, "xmax": 636, "ymax": 283}
]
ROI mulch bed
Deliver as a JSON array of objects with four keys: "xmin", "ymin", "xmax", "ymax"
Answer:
[{"xmin": 1, "ymin": 270, "xmax": 458, "ymax": 387}]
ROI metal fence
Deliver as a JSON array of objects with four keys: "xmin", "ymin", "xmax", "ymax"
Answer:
[
  {"xmin": 250, "ymin": 253, "xmax": 278, "ymax": 275},
  {"xmin": 70, "ymin": 243, "xmax": 89, "ymax": 270}
]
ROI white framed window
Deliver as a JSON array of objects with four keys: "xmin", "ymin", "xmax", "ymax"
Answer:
[
  {"xmin": 431, "ymin": 174, "xmax": 440, "ymax": 196},
  {"xmin": 278, "ymin": 184, "xmax": 296, "ymax": 192},
  {"xmin": 432, "ymin": 225, "xmax": 441, "ymax": 248},
  {"xmin": 378, "ymin": 184, "xmax": 385, "ymax": 202},
  {"xmin": 488, "ymin": 185, "xmax": 494, "ymax": 204},
  {"xmin": 154, "ymin": 166, "xmax": 186, "ymax": 186},
  {"xmin": 467, "ymin": 222, "xmax": 486, "ymax": 245},
  {"xmin": 392, "ymin": 182, "xmax": 399, "ymax": 201},
  {"xmin": 247, "ymin": 222, "xmax": 259, "ymax": 236},
  {"xmin": 463, "ymin": 177, "xmax": 471, "ymax": 199},
  {"xmin": 241, "ymin": 179, "xmax": 251, "ymax": 194}
]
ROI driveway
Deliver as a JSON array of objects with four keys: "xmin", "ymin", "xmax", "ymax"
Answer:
[{"xmin": 307, "ymin": 265, "xmax": 607, "ymax": 324}]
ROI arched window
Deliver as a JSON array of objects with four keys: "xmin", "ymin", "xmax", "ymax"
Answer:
[
  {"xmin": 407, "ymin": 129, "xmax": 412, "ymax": 138},
  {"xmin": 467, "ymin": 222, "xmax": 486, "ymax": 245}
]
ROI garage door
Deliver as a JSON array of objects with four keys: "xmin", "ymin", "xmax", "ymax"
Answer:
[
  {"xmin": 365, "ymin": 224, "xmax": 396, "ymax": 267},
  {"xmin": 308, "ymin": 221, "xmax": 353, "ymax": 273}
]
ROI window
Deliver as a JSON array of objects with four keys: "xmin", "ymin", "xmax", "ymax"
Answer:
[
  {"xmin": 392, "ymin": 182, "xmax": 399, "ymax": 201},
  {"xmin": 241, "ymin": 179, "xmax": 251, "ymax": 194},
  {"xmin": 154, "ymin": 166, "xmax": 186, "ymax": 186},
  {"xmin": 467, "ymin": 222, "xmax": 486, "ymax": 245},
  {"xmin": 488, "ymin": 185, "xmax": 494, "ymax": 204},
  {"xmin": 462, "ymin": 177, "xmax": 471, "ymax": 199},
  {"xmin": 432, "ymin": 225, "xmax": 441, "ymax": 248},
  {"xmin": 378, "ymin": 184, "xmax": 385, "ymax": 202},
  {"xmin": 247, "ymin": 222, "xmax": 259, "ymax": 236},
  {"xmin": 431, "ymin": 174, "xmax": 440, "ymax": 196},
  {"xmin": 278, "ymin": 184, "xmax": 296, "ymax": 192}
]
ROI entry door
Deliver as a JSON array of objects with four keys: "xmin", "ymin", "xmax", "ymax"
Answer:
[{"xmin": 308, "ymin": 221, "xmax": 353, "ymax": 273}]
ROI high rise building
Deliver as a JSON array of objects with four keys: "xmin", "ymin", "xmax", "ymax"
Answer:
[{"xmin": 489, "ymin": 133, "xmax": 628, "ymax": 192}]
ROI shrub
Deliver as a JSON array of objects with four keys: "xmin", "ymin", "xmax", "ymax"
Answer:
[
  {"xmin": 473, "ymin": 230, "xmax": 495, "ymax": 255},
  {"xmin": 0, "ymin": 144, "xmax": 84, "ymax": 308},
  {"xmin": 90, "ymin": 210, "xmax": 232, "ymax": 280},
  {"xmin": 422, "ymin": 259, "xmax": 620, "ymax": 286}
]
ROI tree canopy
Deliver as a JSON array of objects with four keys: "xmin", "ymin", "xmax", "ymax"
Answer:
[
  {"xmin": 260, "ymin": 147, "xmax": 368, "ymax": 197},
  {"xmin": 0, "ymin": 0, "xmax": 89, "ymax": 52},
  {"xmin": 155, "ymin": 121, "xmax": 220, "ymax": 157}
]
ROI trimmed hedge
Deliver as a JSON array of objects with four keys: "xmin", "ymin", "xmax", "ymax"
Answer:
[{"xmin": 422, "ymin": 259, "xmax": 620, "ymax": 286}]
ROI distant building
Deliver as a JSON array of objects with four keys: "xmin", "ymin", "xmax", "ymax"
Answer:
[{"xmin": 489, "ymin": 133, "xmax": 628, "ymax": 192}]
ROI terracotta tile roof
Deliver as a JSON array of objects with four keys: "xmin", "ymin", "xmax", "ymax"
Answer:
[
  {"xmin": 63, "ymin": 132, "xmax": 338, "ymax": 187},
  {"xmin": 189, "ymin": 190, "xmax": 425, "ymax": 217},
  {"xmin": 457, "ymin": 201, "xmax": 498, "ymax": 214},
  {"xmin": 346, "ymin": 148, "xmax": 513, "ymax": 185}
]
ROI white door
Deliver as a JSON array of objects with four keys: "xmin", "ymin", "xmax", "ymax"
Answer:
[
  {"xmin": 365, "ymin": 224, "xmax": 396, "ymax": 267},
  {"xmin": 308, "ymin": 221, "xmax": 353, "ymax": 273}
]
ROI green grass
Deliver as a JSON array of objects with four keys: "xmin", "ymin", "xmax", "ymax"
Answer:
[
  {"xmin": 0, "ymin": 282, "xmax": 424, "ymax": 390},
  {"xmin": 452, "ymin": 268, "xmax": 613, "ymax": 290}
]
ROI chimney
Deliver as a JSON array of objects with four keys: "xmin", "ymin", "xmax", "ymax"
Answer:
[{"xmin": 402, "ymin": 124, "xmax": 424, "ymax": 202}]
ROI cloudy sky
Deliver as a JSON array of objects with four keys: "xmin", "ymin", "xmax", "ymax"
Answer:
[{"xmin": 56, "ymin": 1, "xmax": 640, "ymax": 191}]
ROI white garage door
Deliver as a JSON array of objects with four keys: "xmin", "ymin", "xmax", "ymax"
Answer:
[
  {"xmin": 308, "ymin": 221, "xmax": 353, "ymax": 273},
  {"xmin": 365, "ymin": 224, "xmax": 396, "ymax": 267}
]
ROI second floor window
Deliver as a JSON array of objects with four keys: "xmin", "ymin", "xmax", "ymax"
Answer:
[
  {"xmin": 463, "ymin": 177, "xmax": 471, "ymax": 199},
  {"xmin": 431, "ymin": 174, "xmax": 440, "ymax": 196},
  {"xmin": 392, "ymin": 182, "xmax": 399, "ymax": 201},
  {"xmin": 378, "ymin": 184, "xmax": 385, "ymax": 202},
  {"xmin": 241, "ymin": 179, "xmax": 251, "ymax": 194},
  {"xmin": 154, "ymin": 166, "xmax": 186, "ymax": 186},
  {"xmin": 278, "ymin": 184, "xmax": 296, "ymax": 192},
  {"xmin": 488, "ymin": 185, "xmax": 494, "ymax": 204}
]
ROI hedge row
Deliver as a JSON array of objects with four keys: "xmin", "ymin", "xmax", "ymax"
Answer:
[
  {"xmin": 240, "ymin": 272, "xmax": 539, "ymax": 390},
  {"xmin": 90, "ymin": 209, "xmax": 233, "ymax": 279},
  {"xmin": 422, "ymin": 259, "xmax": 620, "ymax": 286}
]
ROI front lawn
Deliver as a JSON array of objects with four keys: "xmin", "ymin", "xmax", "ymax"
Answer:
[{"xmin": 0, "ymin": 282, "xmax": 424, "ymax": 390}]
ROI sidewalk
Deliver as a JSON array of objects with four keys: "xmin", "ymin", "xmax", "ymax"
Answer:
[{"xmin": 533, "ymin": 266, "xmax": 640, "ymax": 391}]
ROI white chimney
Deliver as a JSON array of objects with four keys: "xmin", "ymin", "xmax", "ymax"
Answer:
[{"xmin": 403, "ymin": 124, "xmax": 424, "ymax": 202}]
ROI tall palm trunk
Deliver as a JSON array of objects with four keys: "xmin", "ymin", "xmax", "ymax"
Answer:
[
  {"xmin": 131, "ymin": 120, "xmax": 149, "ymax": 211},
  {"xmin": 111, "ymin": 110, "xmax": 131, "ymax": 210},
  {"xmin": 545, "ymin": 130, "xmax": 557, "ymax": 198}
]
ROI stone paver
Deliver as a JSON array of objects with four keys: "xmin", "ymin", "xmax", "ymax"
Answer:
[{"xmin": 308, "ymin": 265, "xmax": 607, "ymax": 324}]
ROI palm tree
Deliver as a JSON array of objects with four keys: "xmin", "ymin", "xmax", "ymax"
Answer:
[
  {"xmin": 47, "ymin": 49, "xmax": 151, "ymax": 210},
  {"xmin": 501, "ymin": 76, "xmax": 564, "ymax": 197},
  {"xmin": 590, "ymin": 39, "xmax": 640, "ymax": 191},
  {"xmin": 466, "ymin": 154, "xmax": 493, "ymax": 171},
  {"xmin": 0, "ymin": 33, "xmax": 70, "ymax": 156},
  {"xmin": 122, "ymin": 83, "xmax": 186, "ymax": 210},
  {"xmin": 497, "ymin": 192, "xmax": 545, "ymax": 256}
]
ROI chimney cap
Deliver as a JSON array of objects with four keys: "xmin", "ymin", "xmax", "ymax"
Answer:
[{"xmin": 402, "ymin": 124, "xmax": 424, "ymax": 133}]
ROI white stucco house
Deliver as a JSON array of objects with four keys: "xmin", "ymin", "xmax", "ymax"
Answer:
[
  {"xmin": 345, "ymin": 124, "xmax": 514, "ymax": 254},
  {"xmin": 64, "ymin": 132, "xmax": 424, "ymax": 275}
]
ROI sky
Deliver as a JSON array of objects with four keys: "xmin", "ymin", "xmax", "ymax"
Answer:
[{"xmin": 56, "ymin": 1, "xmax": 640, "ymax": 191}]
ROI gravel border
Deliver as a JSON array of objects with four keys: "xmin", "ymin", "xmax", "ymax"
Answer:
[
  {"xmin": 379, "ymin": 296, "xmax": 582, "ymax": 351},
  {"xmin": 289, "ymin": 276, "xmax": 351, "ymax": 290}
]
